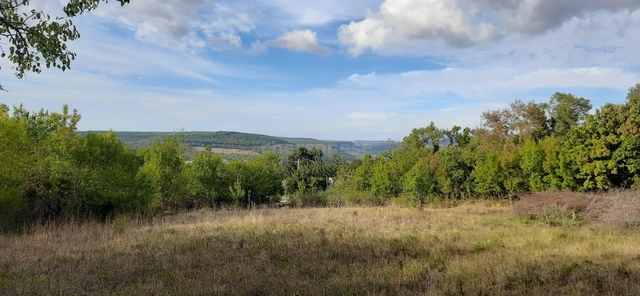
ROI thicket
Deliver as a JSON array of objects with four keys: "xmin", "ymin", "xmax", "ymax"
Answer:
[
  {"xmin": 330, "ymin": 84, "xmax": 640, "ymax": 207},
  {"xmin": 0, "ymin": 104, "xmax": 286, "ymax": 231},
  {"xmin": 2, "ymin": 84, "xmax": 640, "ymax": 230}
]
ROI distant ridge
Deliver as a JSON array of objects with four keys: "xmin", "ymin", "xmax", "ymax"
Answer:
[{"xmin": 75, "ymin": 131, "xmax": 396, "ymax": 160}]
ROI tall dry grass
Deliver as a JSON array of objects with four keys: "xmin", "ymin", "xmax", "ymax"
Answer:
[
  {"xmin": 514, "ymin": 190, "xmax": 640, "ymax": 227},
  {"xmin": 1, "ymin": 201, "xmax": 640, "ymax": 295}
]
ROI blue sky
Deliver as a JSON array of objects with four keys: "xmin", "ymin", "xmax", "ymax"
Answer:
[{"xmin": 1, "ymin": 0, "xmax": 640, "ymax": 140}]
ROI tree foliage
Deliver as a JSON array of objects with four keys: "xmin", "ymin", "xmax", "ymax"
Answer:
[
  {"xmin": 548, "ymin": 92, "xmax": 592, "ymax": 137},
  {"xmin": 283, "ymin": 147, "xmax": 332, "ymax": 195},
  {"xmin": 330, "ymin": 85, "xmax": 640, "ymax": 206},
  {"xmin": 2, "ymin": 84, "xmax": 640, "ymax": 230},
  {"xmin": 0, "ymin": 0, "xmax": 129, "ymax": 78}
]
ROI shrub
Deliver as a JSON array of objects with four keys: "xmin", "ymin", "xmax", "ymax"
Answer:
[{"xmin": 513, "ymin": 191, "xmax": 640, "ymax": 228}]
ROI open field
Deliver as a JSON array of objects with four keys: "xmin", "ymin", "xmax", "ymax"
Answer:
[{"xmin": 1, "ymin": 201, "xmax": 640, "ymax": 295}]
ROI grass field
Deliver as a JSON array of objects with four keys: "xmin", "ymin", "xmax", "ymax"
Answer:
[{"xmin": 1, "ymin": 200, "xmax": 640, "ymax": 295}]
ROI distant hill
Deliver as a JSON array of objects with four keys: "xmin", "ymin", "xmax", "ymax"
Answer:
[{"xmin": 75, "ymin": 131, "xmax": 397, "ymax": 161}]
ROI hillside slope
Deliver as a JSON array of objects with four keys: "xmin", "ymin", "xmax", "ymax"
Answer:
[{"xmin": 75, "ymin": 131, "xmax": 396, "ymax": 160}]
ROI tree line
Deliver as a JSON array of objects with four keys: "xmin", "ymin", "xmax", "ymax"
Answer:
[
  {"xmin": 0, "ymin": 104, "xmax": 336, "ymax": 231},
  {"xmin": 329, "ymin": 84, "xmax": 640, "ymax": 208},
  {"xmin": 2, "ymin": 83, "xmax": 640, "ymax": 230}
]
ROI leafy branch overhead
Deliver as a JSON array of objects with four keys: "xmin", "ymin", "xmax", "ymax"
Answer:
[{"xmin": 0, "ymin": 0, "xmax": 129, "ymax": 78}]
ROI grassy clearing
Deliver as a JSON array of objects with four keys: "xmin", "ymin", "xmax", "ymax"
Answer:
[{"xmin": 1, "ymin": 201, "xmax": 640, "ymax": 295}]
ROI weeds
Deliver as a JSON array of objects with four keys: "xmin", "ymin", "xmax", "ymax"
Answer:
[
  {"xmin": 514, "ymin": 190, "xmax": 640, "ymax": 228},
  {"xmin": 0, "ymin": 202, "xmax": 639, "ymax": 295}
]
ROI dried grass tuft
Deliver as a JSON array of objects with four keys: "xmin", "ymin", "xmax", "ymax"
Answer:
[{"xmin": 514, "ymin": 190, "xmax": 640, "ymax": 228}]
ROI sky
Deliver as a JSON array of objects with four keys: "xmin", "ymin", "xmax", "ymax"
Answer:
[{"xmin": 1, "ymin": 0, "xmax": 640, "ymax": 140}]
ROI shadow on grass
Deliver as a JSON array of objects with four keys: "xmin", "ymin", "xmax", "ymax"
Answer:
[{"xmin": 2, "ymin": 222, "xmax": 640, "ymax": 296}]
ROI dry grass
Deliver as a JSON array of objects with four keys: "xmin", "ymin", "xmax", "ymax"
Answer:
[
  {"xmin": 2, "ymin": 201, "xmax": 640, "ymax": 295},
  {"xmin": 514, "ymin": 190, "xmax": 640, "ymax": 228}
]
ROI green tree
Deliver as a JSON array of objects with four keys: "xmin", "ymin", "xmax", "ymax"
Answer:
[
  {"xmin": 559, "ymin": 85, "xmax": 640, "ymax": 190},
  {"xmin": 403, "ymin": 122, "xmax": 444, "ymax": 153},
  {"xmin": 1, "ymin": 0, "xmax": 129, "ymax": 78},
  {"xmin": 283, "ymin": 147, "xmax": 329, "ymax": 195},
  {"xmin": 138, "ymin": 136, "xmax": 189, "ymax": 211},
  {"xmin": 352, "ymin": 154, "xmax": 374, "ymax": 191},
  {"xmin": 10, "ymin": 104, "xmax": 85, "ymax": 222},
  {"xmin": 185, "ymin": 151, "xmax": 229, "ymax": 207},
  {"xmin": 9, "ymin": 104, "xmax": 81, "ymax": 144},
  {"xmin": 539, "ymin": 136, "xmax": 563, "ymax": 189},
  {"xmin": 617, "ymin": 84, "xmax": 640, "ymax": 188},
  {"xmin": 226, "ymin": 154, "xmax": 283, "ymax": 206},
  {"xmin": 0, "ymin": 113, "xmax": 30, "ymax": 229},
  {"xmin": 370, "ymin": 158, "xmax": 398, "ymax": 197},
  {"xmin": 445, "ymin": 126, "xmax": 472, "ymax": 148},
  {"xmin": 403, "ymin": 155, "xmax": 437, "ymax": 209},
  {"xmin": 436, "ymin": 147, "xmax": 473, "ymax": 199},
  {"xmin": 472, "ymin": 150, "xmax": 504, "ymax": 196},
  {"xmin": 548, "ymin": 92, "xmax": 592, "ymax": 137},
  {"xmin": 520, "ymin": 139, "xmax": 545, "ymax": 191},
  {"xmin": 246, "ymin": 153, "xmax": 283, "ymax": 203},
  {"xmin": 562, "ymin": 103, "xmax": 624, "ymax": 190},
  {"xmin": 229, "ymin": 179, "xmax": 245, "ymax": 207},
  {"xmin": 500, "ymin": 143, "xmax": 527, "ymax": 196},
  {"xmin": 71, "ymin": 131, "xmax": 148, "ymax": 217}
]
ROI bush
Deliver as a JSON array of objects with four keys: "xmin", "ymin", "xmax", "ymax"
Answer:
[
  {"xmin": 513, "ymin": 191, "xmax": 640, "ymax": 228},
  {"xmin": 288, "ymin": 191, "xmax": 329, "ymax": 207},
  {"xmin": 325, "ymin": 188, "xmax": 387, "ymax": 207}
]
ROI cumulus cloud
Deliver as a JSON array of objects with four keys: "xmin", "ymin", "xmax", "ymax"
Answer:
[
  {"xmin": 98, "ymin": 1, "xmax": 344, "ymax": 54},
  {"xmin": 338, "ymin": 0, "xmax": 640, "ymax": 55},
  {"xmin": 96, "ymin": 0, "xmax": 255, "ymax": 51},
  {"xmin": 110, "ymin": 0, "xmax": 205, "ymax": 48},
  {"xmin": 255, "ymin": 30, "xmax": 332, "ymax": 55}
]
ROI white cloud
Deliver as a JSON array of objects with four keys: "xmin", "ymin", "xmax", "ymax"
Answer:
[
  {"xmin": 67, "ymin": 25, "xmax": 255, "ymax": 82},
  {"xmin": 209, "ymin": 32, "xmax": 243, "ymax": 50},
  {"xmin": 109, "ymin": 0, "xmax": 206, "ymax": 50},
  {"xmin": 248, "ymin": 41, "xmax": 269, "ymax": 55},
  {"xmin": 338, "ymin": 0, "xmax": 640, "ymax": 55},
  {"xmin": 258, "ymin": 30, "xmax": 332, "ymax": 55},
  {"xmin": 4, "ymin": 0, "xmax": 640, "ymax": 142},
  {"xmin": 90, "ymin": 0, "xmax": 359, "ymax": 53},
  {"xmin": 91, "ymin": 0, "xmax": 256, "ymax": 52}
]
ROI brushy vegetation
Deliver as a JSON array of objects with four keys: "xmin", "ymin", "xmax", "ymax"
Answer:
[
  {"xmin": 3, "ymin": 84, "xmax": 640, "ymax": 232},
  {"xmin": 514, "ymin": 191, "xmax": 640, "ymax": 228},
  {"xmin": 1, "ymin": 202, "xmax": 640, "ymax": 295}
]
